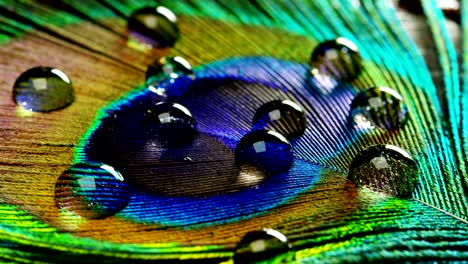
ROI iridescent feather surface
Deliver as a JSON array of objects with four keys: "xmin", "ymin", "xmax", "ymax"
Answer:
[{"xmin": 0, "ymin": 0, "xmax": 467, "ymax": 263}]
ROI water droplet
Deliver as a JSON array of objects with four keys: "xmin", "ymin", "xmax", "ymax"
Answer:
[
  {"xmin": 233, "ymin": 228, "xmax": 292, "ymax": 264},
  {"xmin": 127, "ymin": 6, "xmax": 179, "ymax": 48},
  {"xmin": 350, "ymin": 86, "xmax": 408, "ymax": 130},
  {"xmin": 252, "ymin": 100, "xmax": 306, "ymax": 138},
  {"xmin": 310, "ymin": 37, "xmax": 361, "ymax": 81},
  {"xmin": 146, "ymin": 56, "xmax": 194, "ymax": 96},
  {"xmin": 142, "ymin": 102, "xmax": 196, "ymax": 146},
  {"xmin": 55, "ymin": 162, "xmax": 130, "ymax": 219},
  {"xmin": 235, "ymin": 130, "xmax": 293, "ymax": 175},
  {"xmin": 13, "ymin": 67, "xmax": 74, "ymax": 112},
  {"xmin": 348, "ymin": 144, "xmax": 419, "ymax": 198}
]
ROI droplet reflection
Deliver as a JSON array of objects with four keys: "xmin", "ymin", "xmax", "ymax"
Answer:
[
  {"xmin": 142, "ymin": 102, "xmax": 196, "ymax": 146},
  {"xmin": 146, "ymin": 56, "xmax": 195, "ymax": 97},
  {"xmin": 350, "ymin": 86, "xmax": 408, "ymax": 130},
  {"xmin": 13, "ymin": 67, "xmax": 74, "ymax": 112},
  {"xmin": 233, "ymin": 228, "xmax": 292, "ymax": 264},
  {"xmin": 348, "ymin": 144, "xmax": 419, "ymax": 198},
  {"xmin": 235, "ymin": 130, "xmax": 294, "ymax": 175},
  {"xmin": 127, "ymin": 6, "xmax": 180, "ymax": 48},
  {"xmin": 55, "ymin": 162, "xmax": 130, "ymax": 219},
  {"xmin": 253, "ymin": 99, "xmax": 306, "ymax": 138},
  {"xmin": 310, "ymin": 37, "xmax": 361, "ymax": 81}
]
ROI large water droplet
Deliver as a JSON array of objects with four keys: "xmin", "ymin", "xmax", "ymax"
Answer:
[
  {"xmin": 310, "ymin": 37, "xmax": 361, "ymax": 81},
  {"xmin": 127, "ymin": 6, "xmax": 179, "ymax": 48},
  {"xmin": 252, "ymin": 100, "xmax": 306, "ymax": 138},
  {"xmin": 146, "ymin": 56, "xmax": 194, "ymax": 96},
  {"xmin": 350, "ymin": 86, "xmax": 408, "ymax": 130},
  {"xmin": 12, "ymin": 67, "xmax": 74, "ymax": 112},
  {"xmin": 55, "ymin": 162, "xmax": 130, "ymax": 219},
  {"xmin": 235, "ymin": 130, "xmax": 293, "ymax": 175},
  {"xmin": 233, "ymin": 228, "xmax": 292, "ymax": 264},
  {"xmin": 348, "ymin": 144, "xmax": 419, "ymax": 198},
  {"xmin": 142, "ymin": 102, "xmax": 196, "ymax": 146}
]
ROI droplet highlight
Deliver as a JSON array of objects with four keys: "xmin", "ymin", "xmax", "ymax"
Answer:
[
  {"xmin": 233, "ymin": 228, "xmax": 292, "ymax": 264},
  {"xmin": 146, "ymin": 56, "xmax": 194, "ymax": 96},
  {"xmin": 253, "ymin": 100, "xmax": 306, "ymax": 138},
  {"xmin": 235, "ymin": 130, "xmax": 293, "ymax": 175},
  {"xmin": 142, "ymin": 102, "xmax": 196, "ymax": 146},
  {"xmin": 310, "ymin": 37, "xmax": 361, "ymax": 81},
  {"xmin": 13, "ymin": 67, "xmax": 74, "ymax": 112},
  {"xmin": 127, "ymin": 6, "xmax": 180, "ymax": 48},
  {"xmin": 308, "ymin": 69, "xmax": 339, "ymax": 94},
  {"xmin": 350, "ymin": 86, "xmax": 409, "ymax": 130},
  {"xmin": 348, "ymin": 144, "xmax": 419, "ymax": 198},
  {"xmin": 55, "ymin": 162, "xmax": 130, "ymax": 219}
]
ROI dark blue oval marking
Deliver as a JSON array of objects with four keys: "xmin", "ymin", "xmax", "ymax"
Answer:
[{"xmin": 75, "ymin": 57, "xmax": 344, "ymax": 226}]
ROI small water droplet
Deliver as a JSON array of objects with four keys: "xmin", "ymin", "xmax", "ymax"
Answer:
[
  {"xmin": 55, "ymin": 162, "xmax": 130, "ymax": 219},
  {"xmin": 142, "ymin": 102, "xmax": 196, "ymax": 146},
  {"xmin": 350, "ymin": 86, "xmax": 408, "ymax": 130},
  {"xmin": 233, "ymin": 228, "xmax": 292, "ymax": 264},
  {"xmin": 13, "ymin": 67, "xmax": 74, "ymax": 112},
  {"xmin": 252, "ymin": 100, "xmax": 306, "ymax": 138},
  {"xmin": 310, "ymin": 37, "xmax": 361, "ymax": 81},
  {"xmin": 348, "ymin": 144, "xmax": 419, "ymax": 198},
  {"xmin": 127, "ymin": 6, "xmax": 179, "ymax": 48},
  {"xmin": 235, "ymin": 130, "xmax": 293, "ymax": 175},
  {"xmin": 146, "ymin": 56, "xmax": 194, "ymax": 96}
]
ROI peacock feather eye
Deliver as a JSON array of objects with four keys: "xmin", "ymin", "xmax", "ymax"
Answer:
[{"xmin": 0, "ymin": 1, "xmax": 467, "ymax": 263}]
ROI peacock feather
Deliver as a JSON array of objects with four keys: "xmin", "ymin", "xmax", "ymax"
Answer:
[{"xmin": 0, "ymin": 0, "xmax": 466, "ymax": 262}]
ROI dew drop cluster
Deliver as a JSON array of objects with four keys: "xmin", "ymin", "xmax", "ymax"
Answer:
[{"xmin": 8, "ymin": 4, "xmax": 425, "ymax": 262}]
